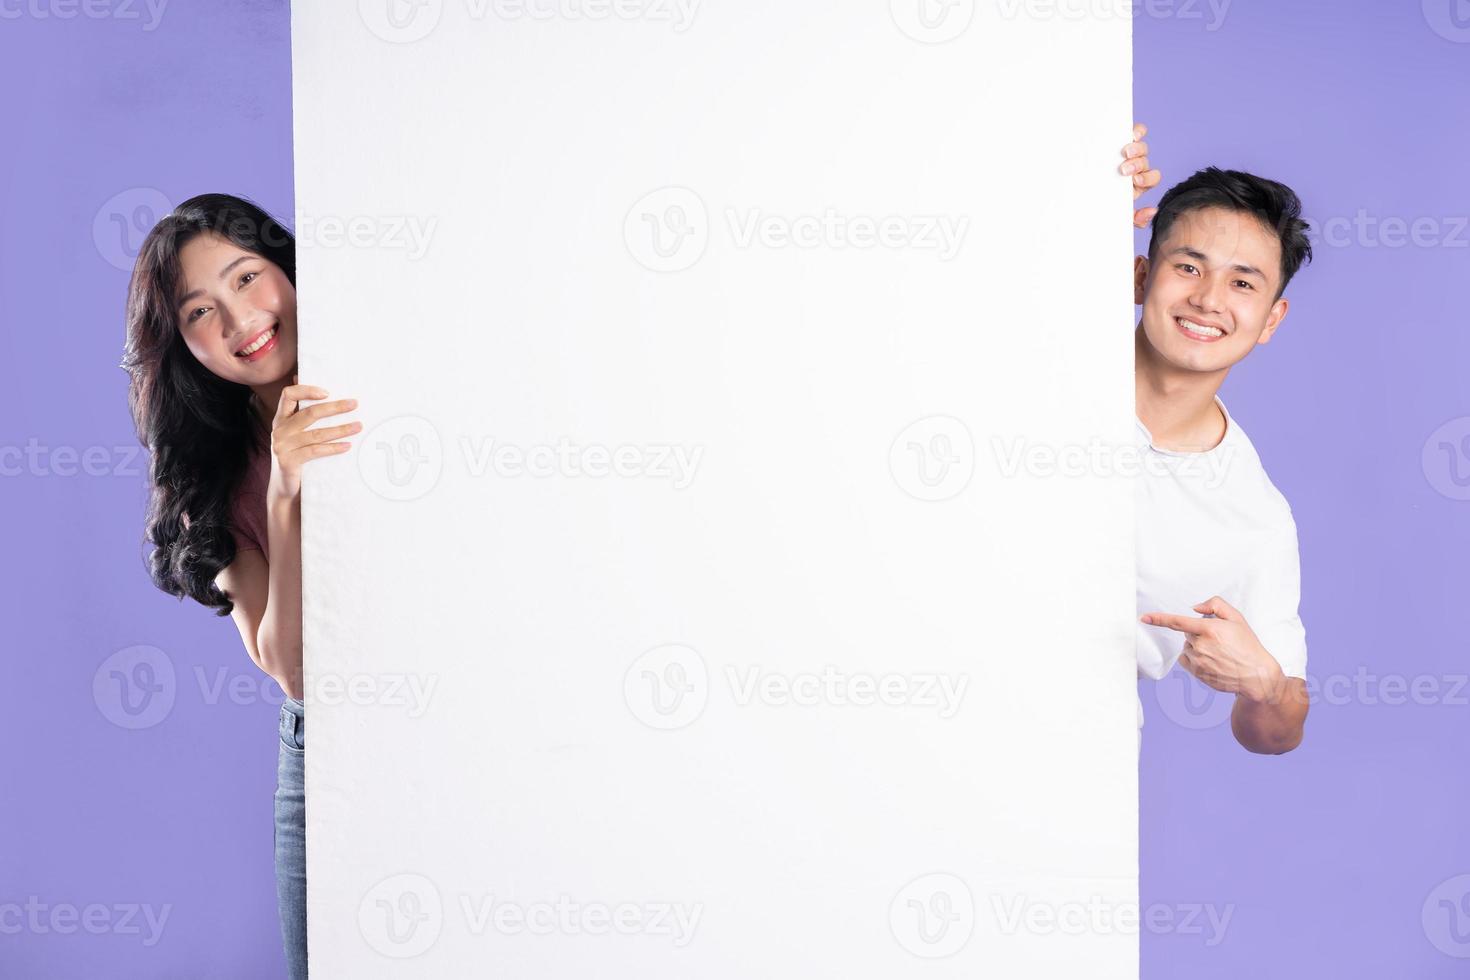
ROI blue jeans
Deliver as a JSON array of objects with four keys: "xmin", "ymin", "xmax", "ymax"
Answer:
[{"xmin": 275, "ymin": 697, "xmax": 307, "ymax": 979}]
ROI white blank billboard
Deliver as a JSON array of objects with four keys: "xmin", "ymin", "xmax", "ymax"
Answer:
[{"xmin": 293, "ymin": 2, "xmax": 1136, "ymax": 975}]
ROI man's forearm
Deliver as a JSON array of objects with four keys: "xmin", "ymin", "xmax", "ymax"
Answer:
[{"xmin": 1231, "ymin": 676, "xmax": 1309, "ymax": 754}]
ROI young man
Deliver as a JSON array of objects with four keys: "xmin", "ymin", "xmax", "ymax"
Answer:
[{"xmin": 1121, "ymin": 124, "xmax": 1314, "ymax": 755}]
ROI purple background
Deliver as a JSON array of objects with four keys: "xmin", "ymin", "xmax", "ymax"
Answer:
[{"xmin": 2, "ymin": 1, "xmax": 1466, "ymax": 976}]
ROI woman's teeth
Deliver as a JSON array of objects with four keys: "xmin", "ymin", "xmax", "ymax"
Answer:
[
  {"xmin": 238, "ymin": 326, "xmax": 277, "ymax": 356},
  {"xmin": 1176, "ymin": 317, "xmax": 1223, "ymax": 339}
]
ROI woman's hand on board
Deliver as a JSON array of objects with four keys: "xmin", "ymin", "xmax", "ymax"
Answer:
[
  {"xmin": 268, "ymin": 373, "xmax": 360, "ymax": 500},
  {"xmin": 1122, "ymin": 122, "xmax": 1162, "ymax": 228}
]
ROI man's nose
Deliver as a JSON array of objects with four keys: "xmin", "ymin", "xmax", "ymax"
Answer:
[{"xmin": 1190, "ymin": 276, "xmax": 1227, "ymax": 312}]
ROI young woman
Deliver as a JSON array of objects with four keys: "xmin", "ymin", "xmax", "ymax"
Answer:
[{"xmin": 121, "ymin": 194, "xmax": 359, "ymax": 980}]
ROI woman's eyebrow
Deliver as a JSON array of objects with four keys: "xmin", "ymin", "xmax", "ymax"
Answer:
[{"xmin": 176, "ymin": 255, "xmax": 254, "ymax": 310}]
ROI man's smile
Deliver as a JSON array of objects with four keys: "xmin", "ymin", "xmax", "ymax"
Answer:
[{"xmin": 1174, "ymin": 315, "xmax": 1227, "ymax": 342}]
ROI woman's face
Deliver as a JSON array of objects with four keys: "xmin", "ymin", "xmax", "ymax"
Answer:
[{"xmin": 174, "ymin": 231, "xmax": 297, "ymax": 385}]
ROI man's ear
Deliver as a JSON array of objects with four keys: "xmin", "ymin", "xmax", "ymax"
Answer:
[
  {"xmin": 1256, "ymin": 297, "xmax": 1290, "ymax": 344},
  {"xmin": 1133, "ymin": 255, "xmax": 1149, "ymax": 306}
]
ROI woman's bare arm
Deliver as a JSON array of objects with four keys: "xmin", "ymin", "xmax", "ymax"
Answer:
[
  {"xmin": 215, "ymin": 507, "xmax": 303, "ymax": 700},
  {"xmin": 255, "ymin": 488, "xmax": 304, "ymax": 698},
  {"xmin": 216, "ymin": 548, "xmax": 271, "ymax": 675},
  {"xmin": 215, "ymin": 381, "xmax": 357, "ymax": 701}
]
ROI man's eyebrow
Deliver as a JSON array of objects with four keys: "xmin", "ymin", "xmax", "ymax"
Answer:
[
  {"xmin": 176, "ymin": 255, "xmax": 254, "ymax": 311},
  {"xmin": 1166, "ymin": 246, "xmax": 1268, "ymax": 282}
]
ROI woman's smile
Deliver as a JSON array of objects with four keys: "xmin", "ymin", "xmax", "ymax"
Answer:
[{"xmin": 235, "ymin": 323, "xmax": 280, "ymax": 362}]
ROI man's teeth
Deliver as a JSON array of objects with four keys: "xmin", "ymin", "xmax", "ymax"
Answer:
[
  {"xmin": 1177, "ymin": 317, "xmax": 1223, "ymax": 338},
  {"xmin": 238, "ymin": 326, "xmax": 277, "ymax": 356}
]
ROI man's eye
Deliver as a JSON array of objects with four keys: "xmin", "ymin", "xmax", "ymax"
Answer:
[
  {"xmin": 1235, "ymin": 281, "xmax": 1253, "ymax": 290},
  {"xmin": 1178, "ymin": 263, "xmax": 1198, "ymax": 274}
]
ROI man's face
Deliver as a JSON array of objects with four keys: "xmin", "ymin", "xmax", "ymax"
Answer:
[{"xmin": 1134, "ymin": 206, "xmax": 1290, "ymax": 373}]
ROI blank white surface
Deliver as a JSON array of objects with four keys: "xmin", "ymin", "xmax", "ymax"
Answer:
[{"xmin": 293, "ymin": 3, "xmax": 1136, "ymax": 976}]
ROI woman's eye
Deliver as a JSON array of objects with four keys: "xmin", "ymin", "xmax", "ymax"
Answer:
[
  {"xmin": 187, "ymin": 307, "xmax": 208, "ymax": 323},
  {"xmin": 239, "ymin": 271, "xmax": 257, "ymax": 287}
]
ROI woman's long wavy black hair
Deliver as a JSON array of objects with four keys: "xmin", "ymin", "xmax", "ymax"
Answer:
[{"xmin": 121, "ymin": 193, "xmax": 295, "ymax": 616}]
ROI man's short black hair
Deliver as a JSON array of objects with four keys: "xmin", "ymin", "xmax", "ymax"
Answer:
[{"xmin": 1147, "ymin": 166, "xmax": 1313, "ymax": 301}]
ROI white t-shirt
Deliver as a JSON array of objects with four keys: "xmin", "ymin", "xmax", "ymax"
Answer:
[{"xmin": 1135, "ymin": 395, "xmax": 1308, "ymax": 734}]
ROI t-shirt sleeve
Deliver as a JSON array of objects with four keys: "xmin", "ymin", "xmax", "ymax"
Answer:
[
  {"xmin": 1242, "ymin": 516, "xmax": 1308, "ymax": 680},
  {"xmin": 229, "ymin": 482, "xmax": 267, "ymax": 556},
  {"xmin": 230, "ymin": 522, "xmax": 263, "ymax": 555}
]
